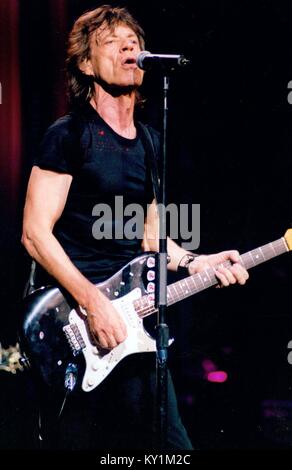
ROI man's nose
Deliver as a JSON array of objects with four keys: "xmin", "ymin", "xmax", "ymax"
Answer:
[{"xmin": 121, "ymin": 39, "xmax": 134, "ymax": 51}]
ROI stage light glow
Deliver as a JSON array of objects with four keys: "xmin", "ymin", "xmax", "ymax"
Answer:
[{"xmin": 207, "ymin": 371, "xmax": 228, "ymax": 383}]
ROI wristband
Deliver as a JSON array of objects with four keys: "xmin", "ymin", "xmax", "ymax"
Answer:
[{"xmin": 177, "ymin": 253, "xmax": 198, "ymax": 273}]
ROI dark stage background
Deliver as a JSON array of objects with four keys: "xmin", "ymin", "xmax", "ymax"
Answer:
[{"xmin": 0, "ymin": 0, "xmax": 292, "ymax": 450}]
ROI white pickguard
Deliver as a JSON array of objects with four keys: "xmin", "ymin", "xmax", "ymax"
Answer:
[{"xmin": 68, "ymin": 288, "xmax": 157, "ymax": 392}]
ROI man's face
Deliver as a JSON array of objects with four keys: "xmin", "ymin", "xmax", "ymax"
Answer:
[{"xmin": 82, "ymin": 23, "xmax": 144, "ymax": 89}]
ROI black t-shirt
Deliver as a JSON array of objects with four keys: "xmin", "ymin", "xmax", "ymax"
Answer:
[{"xmin": 34, "ymin": 103, "xmax": 158, "ymax": 285}]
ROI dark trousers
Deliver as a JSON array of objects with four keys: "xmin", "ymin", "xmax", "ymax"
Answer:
[{"xmin": 39, "ymin": 353, "xmax": 193, "ymax": 450}]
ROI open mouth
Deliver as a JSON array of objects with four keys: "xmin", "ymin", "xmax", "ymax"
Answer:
[{"xmin": 122, "ymin": 57, "xmax": 137, "ymax": 67}]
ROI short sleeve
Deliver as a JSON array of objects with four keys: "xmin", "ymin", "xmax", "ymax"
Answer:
[{"xmin": 34, "ymin": 115, "xmax": 81, "ymax": 176}]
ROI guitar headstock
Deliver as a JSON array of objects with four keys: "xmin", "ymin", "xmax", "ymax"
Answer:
[{"xmin": 284, "ymin": 229, "xmax": 292, "ymax": 251}]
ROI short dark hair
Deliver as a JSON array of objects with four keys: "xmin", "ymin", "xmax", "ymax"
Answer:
[{"xmin": 66, "ymin": 5, "xmax": 145, "ymax": 105}]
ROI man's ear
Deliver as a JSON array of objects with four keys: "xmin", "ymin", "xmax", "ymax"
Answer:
[{"xmin": 79, "ymin": 58, "xmax": 94, "ymax": 76}]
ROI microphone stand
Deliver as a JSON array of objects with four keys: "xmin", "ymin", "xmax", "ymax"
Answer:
[
  {"xmin": 155, "ymin": 73, "xmax": 170, "ymax": 450},
  {"xmin": 140, "ymin": 52, "xmax": 189, "ymax": 450}
]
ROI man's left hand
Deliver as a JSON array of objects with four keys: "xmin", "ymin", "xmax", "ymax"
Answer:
[{"xmin": 188, "ymin": 250, "xmax": 249, "ymax": 287}]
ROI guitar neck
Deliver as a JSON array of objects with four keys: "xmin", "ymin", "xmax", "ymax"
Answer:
[
  {"xmin": 135, "ymin": 237, "xmax": 289, "ymax": 318},
  {"xmin": 167, "ymin": 236, "xmax": 288, "ymax": 306}
]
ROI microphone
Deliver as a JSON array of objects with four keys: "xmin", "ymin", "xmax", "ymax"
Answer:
[{"xmin": 137, "ymin": 51, "xmax": 190, "ymax": 71}]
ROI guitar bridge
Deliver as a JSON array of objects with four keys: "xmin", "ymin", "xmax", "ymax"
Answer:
[{"xmin": 63, "ymin": 323, "xmax": 85, "ymax": 356}]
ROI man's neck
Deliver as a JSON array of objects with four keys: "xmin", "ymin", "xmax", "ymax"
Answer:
[{"xmin": 90, "ymin": 86, "xmax": 137, "ymax": 139}]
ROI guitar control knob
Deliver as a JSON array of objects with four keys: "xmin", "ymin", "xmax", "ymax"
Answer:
[
  {"xmin": 92, "ymin": 346, "xmax": 99, "ymax": 355},
  {"xmin": 87, "ymin": 377, "xmax": 95, "ymax": 387},
  {"xmin": 91, "ymin": 361, "xmax": 99, "ymax": 371}
]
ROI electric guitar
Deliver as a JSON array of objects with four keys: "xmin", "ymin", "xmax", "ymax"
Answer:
[{"xmin": 20, "ymin": 230, "xmax": 292, "ymax": 393}]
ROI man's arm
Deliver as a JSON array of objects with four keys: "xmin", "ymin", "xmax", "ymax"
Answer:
[
  {"xmin": 142, "ymin": 199, "xmax": 191, "ymax": 270},
  {"xmin": 143, "ymin": 199, "xmax": 249, "ymax": 286},
  {"xmin": 22, "ymin": 166, "xmax": 127, "ymax": 349}
]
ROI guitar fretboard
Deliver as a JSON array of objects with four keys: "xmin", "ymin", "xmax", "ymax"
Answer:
[{"xmin": 134, "ymin": 237, "xmax": 289, "ymax": 319}]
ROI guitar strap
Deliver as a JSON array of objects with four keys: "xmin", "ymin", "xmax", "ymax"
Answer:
[
  {"xmin": 24, "ymin": 259, "xmax": 36, "ymax": 297},
  {"xmin": 137, "ymin": 122, "xmax": 161, "ymax": 203}
]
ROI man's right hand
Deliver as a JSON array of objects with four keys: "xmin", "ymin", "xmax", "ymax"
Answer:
[{"xmin": 84, "ymin": 286, "xmax": 127, "ymax": 350}]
